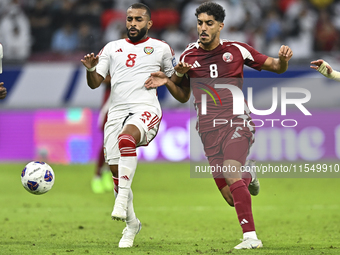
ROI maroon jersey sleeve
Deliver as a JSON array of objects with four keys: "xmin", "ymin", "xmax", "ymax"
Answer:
[{"xmin": 233, "ymin": 42, "xmax": 268, "ymax": 71}]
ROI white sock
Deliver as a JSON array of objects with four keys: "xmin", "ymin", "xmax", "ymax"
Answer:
[
  {"xmin": 126, "ymin": 189, "xmax": 137, "ymax": 225},
  {"xmin": 243, "ymin": 231, "xmax": 258, "ymax": 240},
  {"xmin": 115, "ymin": 183, "xmax": 137, "ymax": 225},
  {"xmin": 117, "ymin": 156, "xmax": 137, "ymax": 207}
]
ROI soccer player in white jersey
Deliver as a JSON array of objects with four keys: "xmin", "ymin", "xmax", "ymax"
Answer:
[
  {"xmin": 81, "ymin": 3, "xmax": 176, "ymax": 248},
  {"xmin": 311, "ymin": 59, "xmax": 340, "ymax": 81}
]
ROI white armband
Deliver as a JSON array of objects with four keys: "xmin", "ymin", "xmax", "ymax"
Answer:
[
  {"xmin": 318, "ymin": 61, "xmax": 340, "ymax": 82},
  {"xmin": 175, "ymin": 71, "xmax": 184, "ymax": 78},
  {"xmin": 86, "ymin": 66, "xmax": 96, "ymax": 72}
]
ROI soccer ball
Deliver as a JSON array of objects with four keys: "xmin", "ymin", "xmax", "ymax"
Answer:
[{"xmin": 21, "ymin": 161, "xmax": 55, "ymax": 195}]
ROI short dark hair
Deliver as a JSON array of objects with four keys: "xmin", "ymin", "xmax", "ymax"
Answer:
[
  {"xmin": 195, "ymin": 2, "xmax": 225, "ymax": 23},
  {"xmin": 128, "ymin": 3, "xmax": 151, "ymax": 19}
]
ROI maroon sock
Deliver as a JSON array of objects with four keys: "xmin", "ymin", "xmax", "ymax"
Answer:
[
  {"xmin": 229, "ymin": 180, "xmax": 255, "ymax": 233},
  {"xmin": 242, "ymin": 171, "xmax": 252, "ymax": 187}
]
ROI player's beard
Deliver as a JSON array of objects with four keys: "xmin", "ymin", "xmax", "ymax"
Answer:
[
  {"xmin": 127, "ymin": 26, "xmax": 148, "ymax": 43},
  {"xmin": 199, "ymin": 33, "xmax": 217, "ymax": 46}
]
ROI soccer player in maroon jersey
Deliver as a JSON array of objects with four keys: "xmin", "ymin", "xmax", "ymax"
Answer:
[{"xmin": 145, "ymin": 2, "xmax": 293, "ymax": 249}]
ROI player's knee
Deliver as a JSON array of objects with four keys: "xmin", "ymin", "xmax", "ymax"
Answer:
[{"xmin": 118, "ymin": 134, "xmax": 137, "ymax": 156}]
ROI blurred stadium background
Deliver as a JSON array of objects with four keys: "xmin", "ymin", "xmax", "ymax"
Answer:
[{"xmin": 0, "ymin": 0, "xmax": 340, "ymax": 165}]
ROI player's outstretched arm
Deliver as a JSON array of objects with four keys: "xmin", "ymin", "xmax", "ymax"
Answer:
[
  {"xmin": 310, "ymin": 59, "xmax": 340, "ymax": 82},
  {"xmin": 145, "ymin": 62, "xmax": 191, "ymax": 103},
  {"xmin": 145, "ymin": 71, "xmax": 191, "ymax": 103},
  {"xmin": 0, "ymin": 82, "xmax": 7, "ymax": 99},
  {"xmin": 262, "ymin": 45, "xmax": 293, "ymax": 74},
  {"xmin": 81, "ymin": 53, "xmax": 104, "ymax": 89}
]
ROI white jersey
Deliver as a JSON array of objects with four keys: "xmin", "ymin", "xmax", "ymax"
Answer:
[{"xmin": 96, "ymin": 37, "xmax": 176, "ymax": 121}]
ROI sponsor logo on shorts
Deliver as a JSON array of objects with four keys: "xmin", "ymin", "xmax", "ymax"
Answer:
[
  {"xmin": 103, "ymin": 147, "xmax": 107, "ymax": 159},
  {"xmin": 231, "ymin": 127, "xmax": 243, "ymax": 139}
]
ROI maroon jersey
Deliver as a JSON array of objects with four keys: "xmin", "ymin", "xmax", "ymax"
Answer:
[{"xmin": 180, "ymin": 39, "xmax": 268, "ymax": 133}]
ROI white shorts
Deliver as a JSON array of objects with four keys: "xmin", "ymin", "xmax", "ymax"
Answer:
[{"xmin": 103, "ymin": 111, "xmax": 161, "ymax": 165}]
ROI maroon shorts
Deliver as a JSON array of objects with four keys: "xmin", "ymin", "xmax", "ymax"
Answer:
[{"xmin": 200, "ymin": 124, "xmax": 254, "ymax": 190}]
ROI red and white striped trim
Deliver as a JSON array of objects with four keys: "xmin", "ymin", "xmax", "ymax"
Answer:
[
  {"xmin": 118, "ymin": 134, "xmax": 136, "ymax": 145},
  {"xmin": 147, "ymin": 115, "xmax": 160, "ymax": 131},
  {"xmin": 120, "ymin": 148, "xmax": 137, "ymax": 156},
  {"xmin": 118, "ymin": 134, "xmax": 137, "ymax": 157}
]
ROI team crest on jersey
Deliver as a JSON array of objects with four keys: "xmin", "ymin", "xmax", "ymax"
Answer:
[
  {"xmin": 144, "ymin": 46, "xmax": 154, "ymax": 55},
  {"xmin": 222, "ymin": 52, "xmax": 233, "ymax": 63}
]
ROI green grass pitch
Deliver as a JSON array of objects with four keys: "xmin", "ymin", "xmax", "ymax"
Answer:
[{"xmin": 1, "ymin": 162, "xmax": 340, "ymax": 254}]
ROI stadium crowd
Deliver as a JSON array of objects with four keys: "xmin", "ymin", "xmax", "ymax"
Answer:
[{"xmin": 0, "ymin": 0, "xmax": 339, "ymax": 63}]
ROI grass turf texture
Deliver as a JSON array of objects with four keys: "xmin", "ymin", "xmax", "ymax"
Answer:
[{"xmin": 1, "ymin": 162, "xmax": 340, "ymax": 254}]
